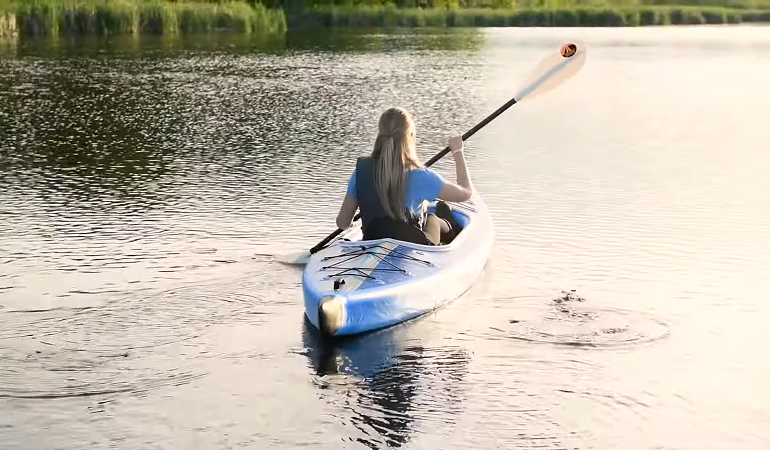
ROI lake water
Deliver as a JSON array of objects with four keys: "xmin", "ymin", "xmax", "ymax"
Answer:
[{"xmin": 1, "ymin": 25, "xmax": 769, "ymax": 449}]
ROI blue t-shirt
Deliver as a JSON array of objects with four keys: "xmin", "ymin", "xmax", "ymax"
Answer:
[{"xmin": 346, "ymin": 167, "xmax": 446, "ymax": 215}]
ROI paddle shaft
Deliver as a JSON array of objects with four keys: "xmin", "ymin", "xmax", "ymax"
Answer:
[
  {"xmin": 308, "ymin": 95, "xmax": 520, "ymax": 255},
  {"xmin": 425, "ymin": 95, "xmax": 518, "ymax": 167}
]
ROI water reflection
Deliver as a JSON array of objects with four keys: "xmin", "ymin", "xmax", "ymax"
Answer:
[
  {"xmin": 0, "ymin": 28, "xmax": 486, "ymax": 209},
  {"xmin": 4, "ymin": 28, "xmax": 484, "ymax": 59},
  {"xmin": 0, "ymin": 56, "xmax": 181, "ymax": 207},
  {"xmin": 302, "ymin": 317, "xmax": 470, "ymax": 449},
  {"xmin": 284, "ymin": 28, "xmax": 485, "ymax": 53}
]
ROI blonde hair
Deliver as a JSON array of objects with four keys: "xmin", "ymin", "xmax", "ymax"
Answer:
[{"xmin": 371, "ymin": 107, "xmax": 422, "ymax": 222}]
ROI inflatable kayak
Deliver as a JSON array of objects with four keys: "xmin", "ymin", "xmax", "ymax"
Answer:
[{"xmin": 302, "ymin": 191, "xmax": 493, "ymax": 337}]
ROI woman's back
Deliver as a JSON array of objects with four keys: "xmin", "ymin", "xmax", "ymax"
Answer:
[
  {"xmin": 346, "ymin": 165, "xmax": 445, "ymax": 218},
  {"xmin": 335, "ymin": 106, "xmax": 472, "ymax": 245}
]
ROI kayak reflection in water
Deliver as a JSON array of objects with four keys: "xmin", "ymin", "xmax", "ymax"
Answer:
[
  {"xmin": 302, "ymin": 317, "xmax": 470, "ymax": 449},
  {"xmin": 335, "ymin": 107, "xmax": 471, "ymax": 246}
]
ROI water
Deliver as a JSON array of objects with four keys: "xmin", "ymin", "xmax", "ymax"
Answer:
[{"xmin": 1, "ymin": 25, "xmax": 769, "ymax": 449}]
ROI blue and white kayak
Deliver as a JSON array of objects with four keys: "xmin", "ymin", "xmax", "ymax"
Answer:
[{"xmin": 302, "ymin": 191, "xmax": 493, "ymax": 337}]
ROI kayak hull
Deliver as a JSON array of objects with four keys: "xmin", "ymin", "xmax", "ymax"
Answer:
[{"xmin": 302, "ymin": 192, "xmax": 493, "ymax": 338}]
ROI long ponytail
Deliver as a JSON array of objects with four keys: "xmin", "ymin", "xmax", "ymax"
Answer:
[{"xmin": 371, "ymin": 108, "xmax": 421, "ymax": 222}]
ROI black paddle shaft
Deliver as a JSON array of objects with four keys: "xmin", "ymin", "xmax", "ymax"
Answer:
[{"xmin": 309, "ymin": 95, "xmax": 520, "ymax": 255}]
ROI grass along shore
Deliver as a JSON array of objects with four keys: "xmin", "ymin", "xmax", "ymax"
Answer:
[
  {"xmin": 1, "ymin": 1, "xmax": 769, "ymax": 38},
  {"xmin": 287, "ymin": 4, "xmax": 770, "ymax": 28},
  {"xmin": 0, "ymin": 0, "xmax": 286, "ymax": 37}
]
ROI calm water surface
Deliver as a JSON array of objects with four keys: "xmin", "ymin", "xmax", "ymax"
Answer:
[{"xmin": 1, "ymin": 26, "xmax": 769, "ymax": 449}]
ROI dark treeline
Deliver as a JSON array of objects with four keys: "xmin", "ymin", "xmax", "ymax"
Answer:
[
  {"xmin": 284, "ymin": 5, "xmax": 769, "ymax": 28},
  {"xmin": 255, "ymin": 0, "xmax": 770, "ymax": 10}
]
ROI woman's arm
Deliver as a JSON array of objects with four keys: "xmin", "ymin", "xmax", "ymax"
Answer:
[
  {"xmin": 437, "ymin": 136, "xmax": 472, "ymax": 202},
  {"xmin": 336, "ymin": 193, "xmax": 358, "ymax": 230},
  {"xmin": 336, "ymin": 171, "xmax": 359, "ymax": 229}
]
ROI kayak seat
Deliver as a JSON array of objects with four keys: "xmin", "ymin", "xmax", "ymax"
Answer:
[
  {"xmin": 425, "ymin": 204, "xmax": 471, "ymax": 231},
  {"xmin": 450, "ymin": 210, "xmax": 470, "ymax": 229}
]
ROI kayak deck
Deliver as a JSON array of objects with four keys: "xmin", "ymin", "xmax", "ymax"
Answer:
[{"xmin": 302, "ymin": 196, "xmax": 492, "ymax": 337}]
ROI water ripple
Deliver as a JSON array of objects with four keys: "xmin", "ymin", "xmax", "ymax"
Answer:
[
  {"xmin": 0, "ymin": 276, "xmax": 273, "ymax": 400},
  {"xmin": 477, "ymin": 291, "xmax": 671, "ymax": 349}
]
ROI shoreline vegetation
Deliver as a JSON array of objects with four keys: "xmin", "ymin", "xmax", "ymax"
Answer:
[
  {"xmin": 0, "ymin": 0, "xmax": 768, "ymax": 38},
  {"xmin": 288, "ymin": 4, "xmax": 770, "ymax": 28},
  {"xmin": 0, "ymin": 0, "xmax": 287, "ymax": 37}
]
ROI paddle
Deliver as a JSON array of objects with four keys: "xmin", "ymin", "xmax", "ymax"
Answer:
[{"xmin": 286, "ymin": 41, "xmax": 588, "ymax": 265}]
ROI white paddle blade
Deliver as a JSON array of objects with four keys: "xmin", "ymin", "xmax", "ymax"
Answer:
[{"xmin": 514, "ymin": 41, "xmax": 588, "ymax": 103}]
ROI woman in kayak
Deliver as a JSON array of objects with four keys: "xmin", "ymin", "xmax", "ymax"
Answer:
[{"xmin": 335, "ymin": 107, "xmax": 473, "ymax": 245}]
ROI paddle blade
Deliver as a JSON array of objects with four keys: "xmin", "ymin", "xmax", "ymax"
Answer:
[
  {"xmin": 278, "ymin": 249, "xmax": 312, "ymax": 266},
  {"xmin": 514, "ymin": 41, "xmax": 588, "ymax": 103}
]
